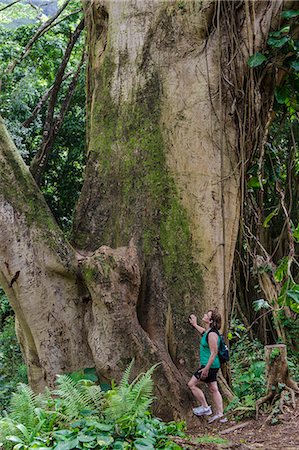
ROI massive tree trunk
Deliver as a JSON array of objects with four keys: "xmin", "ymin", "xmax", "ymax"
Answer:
[{"xmin": 0, "ymin": 1, "xmax": 283, "ymax": 419}]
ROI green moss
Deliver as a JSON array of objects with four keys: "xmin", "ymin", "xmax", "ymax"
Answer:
[
  {"xmin": 0, "ymin": 121, "xmax": 64, "ymax": 253},
  {"xmin": 81, "ymin": 265, "xmax": 99, "ymax": 283},
  {"xmin": 86, "ymin": 49, "xmax": 203, "ymax": 311}
]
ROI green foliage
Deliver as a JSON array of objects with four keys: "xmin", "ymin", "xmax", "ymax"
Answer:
[
  {"xmin": 104, "ymin": 363, "xmax": 158, "ymax": 432},
  {"xmin": 248, "ymin": 8, "xmax": 299, "ymax": 117},
  {"xmin": 0, "ymin": 287, "xmax": 11, "ymax": 325},
  {"xmin": 0, "ymin": 289, "xmax": 27, "ymax": 411},
  {"xmin": 281, "ymin": 9, "xmax": 299, "ymax": 19},
  {"xmin": 274, "ymin": 257, "xmax": 289, "ymax": 282},
  {"xmin": 0, "ymin": 3, "xmax": 86, "ymax": 232},
  {"xmin": 277, "ymin": 279, "xmax": 299, "ymax": 314},
  {"xmin": 262, "ymin": 208, "xmax": 279, "ymax": 228},
  {"xmin": 244, "ymin": 8, "xmax": 299, "ymax": 344},
  {"xmin": 0, "ymin": 364, "xmax": 187, "ymax": 449},
  {"xmin": 247, "ymin": 52, "xmax": 267, "ymax": 67},
  {"xmin": 276, "ymin": 312, "xmax": 299, "ymax": 371},
  {"xmin": 0, "ymin": 1, "xmax": 39, "ymax": 26},
  {"xmin": 229, "ymin": 319, "xmax": 299, "ymax": 418},
  {"xmin": 53, "ymin": 375, "xmax": 104, "ymax": 420},
  {"xmin": 228, "ymin": 321, "xmax": 265, "ymax": 417},
  {"xmin": 9, "ymin": 384, "xmax": 43, "ymax": 431},
  {"xmin": 252, "ymin": 299, "xmax": 271, "ymax": 311}
]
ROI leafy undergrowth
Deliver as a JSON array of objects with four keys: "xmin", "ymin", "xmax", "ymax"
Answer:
[
  {"xmin": 226, "ymin": 319, "xmax": 299, "ymax": 421},
  {"xmin": 0, "ymin": 288, "xmax": 28, "ymax": 411},
  {"xmin": 0, "ymin": 362, "xmax": 187, "ymax": 450}
]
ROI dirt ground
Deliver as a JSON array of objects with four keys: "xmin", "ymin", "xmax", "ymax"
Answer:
[{"xmin": 182, "ymin": 398, "xmax": 299, "ymax": 450}]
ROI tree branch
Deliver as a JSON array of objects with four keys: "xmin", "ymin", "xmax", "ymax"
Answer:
[
  {"xmin": 22, "ymin": 71, "xmax": 73, "ymax": 128},
  {"xmin": 30, "ymin": 18, "xmax": 85, "ymax": 185},
  {"xmin": 0, "ymin": 0, "xmax": 21, "ymax": 12},
  {"xmin": 0, "ymin": 117, "xmax": 93, "ymax": 389},
  {"xmin": 7, "ymin": 0, "xmax": 72, "ymax": 74},
  {"xmin": 54, "ymin": 50, "xmax": 86, "ymax": 130}
]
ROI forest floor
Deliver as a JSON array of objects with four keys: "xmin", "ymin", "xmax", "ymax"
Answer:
[{"xmin": 180, "ymin": 397, "xmax": 299, "ymax": 449}]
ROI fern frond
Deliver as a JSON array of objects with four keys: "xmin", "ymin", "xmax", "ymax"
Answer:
[
  {"xmin": 54, "ymin": 374, "xmax": 102, "ymax": 419},
  {"xmin": 104, "ymin": 363, "xmax": 159, "ymax": 423},
  {"xmin": 127, "ymin": 368, "xmax": 155, "ymax": 412},
  {"xmin": 82, "ymin": 384, "xmax": 104, "ymax": 412},
  {"xmin": 118, "ymin": 359, "xmax": 135, "ymax": 391},
  {"xmin": 54, "ymin": 375, "xmax": 87, "ymax": 419},
  {"xmin": 9, "ymin": 383, "xmax": 40, "ymax": 432}
]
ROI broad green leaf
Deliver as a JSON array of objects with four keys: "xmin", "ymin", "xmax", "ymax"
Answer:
[
  {"xmin": 54, "ymin": 439, "xmax": 79, "ymax": 450},
  {"xmin": 287, "ymin": 290, "xmax": 299, "ymax": 303},
  {"xmin": 252, "ymin": 299, "xmax": 271, "ymax": 311},
  {"xmin": 281, "ymin": 9, "xmax": 299, "ymax": 19},
  {"xmin": 12, "ymin": 445, "xmax": 24, "ymax": 450},
  {"xmin": 53, "ymin": 430, "xmax": 74, "ymax": 438},
  {"xmin": 274, "ymin": 257, "xmax": 289, "ymax": 282},
  {"xmin": 263, "ymin": 208, "xmax": 279, "ymax": 228},
  {"xmin": 6, "ymin": 436, "xmax": 23, "ymax": 443},
  {"xmin": 289, "ymin": 283, "xmax": 299, "ymax": 291},
  {"xmin": 30, "ymin": 447, "xmax": 50, "ymax": 450},
  {"xmin": 292, "ymin": 222, "xmax": 299, "ymax": 242},
  {"xmin": 275, "ymin": 86, "xmax": 290, "ymax": 104},
  {"xmin": 97, "ymin": 435, "xmax": 114, "ymax": 446},
  {"xmin": 290, "ymin": 60, "xmax": 299, "ymax": 71},
  {"xmin": 267, "ymin": 36, "xmax": 289, "ymax": 48},
  {"xmin": 247, "ymin": 52, "xmax": 267, "ymax": 67},
  {"xmin": 93, "ymin": 423, "xmax": 114, "ymax": 432},
  {"xmin": 248, "ymin": 176, "xmax": 261, "ymax": 189},
  {"xmin": 83, "ymin": 367, "xmax": 98, "ymax": 382},
  {"xmin": 15, "ymin": 423, "xmax": 29, "ymax": 438},
  {"xmin": 269, "ymin": 26, "xmax": 290, "ymax": 38},
  {"xmin": 290, "ymin": 302, "xmax": 299, "ymax": 313},
  {"xmin": 77, "ymin": 434, "xmax": 96, "ymax": 442},
  {"xmin": 134, "ymin": 437, "xmax": 156, "ymax": 450},
  {"xmin": 113, "ymin": 441, "xmax": 131, "ymax": 450}
]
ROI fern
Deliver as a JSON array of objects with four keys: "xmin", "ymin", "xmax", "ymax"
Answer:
[
  {"xmin": 105, "ymin": 363, "xmax": 159, "ymax": 425},
  {"xmin": 54, "ymin": 374, "xmax": 103, "ymax": 420},
  {"xmin": 118, "ymin": 358, "xmax": 135, "ymax": 390},
  {"xmin": 9, "ymin": 383, "xmax": 41, "ymax": 432},
  {"xmin": 83, "ymin": 383, "xmax": 104, "ymax": 412}
]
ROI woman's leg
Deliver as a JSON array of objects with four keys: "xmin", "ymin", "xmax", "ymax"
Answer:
[
  {"xmin": 208, "ymin": 381, "xmax": 223, "ymax": 414},
  {"xmin": 188, "ymin": 375, "xmax": 208, "ymax": 407}
]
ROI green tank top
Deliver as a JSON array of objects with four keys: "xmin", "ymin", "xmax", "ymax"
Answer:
[{"xmin": 200, "ymin": 330, "xmax": 221, "ymax": 369}]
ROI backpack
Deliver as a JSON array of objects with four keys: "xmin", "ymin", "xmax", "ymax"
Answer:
[{"xmin": 207, "ymin": 329, "xmax": 229, "ymax": 364}]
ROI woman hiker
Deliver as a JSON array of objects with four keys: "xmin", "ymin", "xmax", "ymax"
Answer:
[{"xmin": 188, "ymin": 309, "xmax": 227, "ymax": 423}]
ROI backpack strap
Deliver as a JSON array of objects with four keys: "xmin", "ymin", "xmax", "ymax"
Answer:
[{"xmin": 206, "ymin": 328, "xmax": 219, "ymax": 343}]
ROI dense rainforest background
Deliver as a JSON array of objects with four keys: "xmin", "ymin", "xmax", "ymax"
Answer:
[{"xmin": 0, "ymin": 0, "xmax": 299, "ymax": 449}]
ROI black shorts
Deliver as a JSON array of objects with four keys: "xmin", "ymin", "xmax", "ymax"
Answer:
[{"xmin": 193, "ymin": 366, "xmax": 219, "ymax": 383}]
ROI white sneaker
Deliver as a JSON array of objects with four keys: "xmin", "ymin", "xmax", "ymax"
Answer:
[
  {"xmin": 208, "ymin": 413, "xmax": 228, "ymax": 424},
  {"xmin": 192, "ymin": 405, "xmax": 212, "ymax": 416}
]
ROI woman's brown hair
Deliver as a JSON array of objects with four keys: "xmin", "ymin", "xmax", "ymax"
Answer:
[{"xmin": 209, "ymin": 309, "xmax": 222, "ymax": 330}]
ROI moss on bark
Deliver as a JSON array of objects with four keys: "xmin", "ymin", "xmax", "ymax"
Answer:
[
  {"xmin": 0, "ymin": 118, "xmax": 73, "ymax": 261},
  {"xmin": 72, "ymin": 47, "xmax": 203, "ymax": 366}
]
